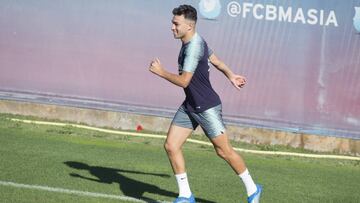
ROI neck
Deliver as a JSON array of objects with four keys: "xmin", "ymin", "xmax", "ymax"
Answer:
[{"xmin": 181, "ymin": 31, "xmax": 196, "ymax": 44}]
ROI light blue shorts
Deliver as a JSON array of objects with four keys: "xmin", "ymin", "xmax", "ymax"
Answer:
[{"xmin": 171, "ymin": 104, "xmax": 226, "ymax": 139}]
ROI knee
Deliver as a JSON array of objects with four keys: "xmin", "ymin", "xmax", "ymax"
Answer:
[
  {"xmin": 164, "ymin": 141, "xmax": 180, "ymax": 154},
  {"xmin": 215, "ymin": 147, "xmax": 233, "ymax": 160},
  {"xmin": 215, "ymin": 148, "xmax": 226, "ymax": 159}
]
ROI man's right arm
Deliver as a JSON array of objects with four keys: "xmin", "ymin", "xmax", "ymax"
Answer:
[{"xmin": 149, "ymin": 58, "xmax": 193, "ymax": 88}]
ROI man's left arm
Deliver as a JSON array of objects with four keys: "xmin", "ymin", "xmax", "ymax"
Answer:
[{"xmin": 209, "ymin": 53, "xmax": 246, "ymax": 90}]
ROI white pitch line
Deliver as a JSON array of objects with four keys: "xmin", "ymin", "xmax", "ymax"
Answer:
[
  {"xmin": 0, "ymin": 180, "xmax": 170, "ymax": 203},
  {"xmin": 9, "ymin": 118, "xmax": 360, "ymax": 161}
]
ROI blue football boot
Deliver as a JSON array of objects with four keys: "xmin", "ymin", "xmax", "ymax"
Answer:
[
  {"xmin": 173, "ymin": 194, "xmax": 196, "ymax": 203},
  {"xmin": 247, "ymin": 184, "xmax": 262, "ymax": 203}
]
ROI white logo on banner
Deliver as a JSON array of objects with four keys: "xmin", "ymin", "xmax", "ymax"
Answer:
[
  {"xmin": 227, "ymin": 1, "xmax": 338, "ymax": 27},
  {"xmin": 199, "ymin": 0, "xmax": 222, "ymax": 19},
  {"xmin": 354, "ymin": 7, "xmax": 360, "ymax": 32}
]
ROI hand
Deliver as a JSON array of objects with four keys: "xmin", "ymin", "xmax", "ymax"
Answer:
[
  {"xmin": 149, "ymin": 58, "xmax": 164, "ymax": 76},
  {"xmin": 230, "ymin": 74, "xmax": 246, "ymax": 90}
]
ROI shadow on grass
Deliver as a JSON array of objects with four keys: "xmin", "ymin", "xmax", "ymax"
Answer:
[{"xmin": 64, "ymin": 161, "xmax": 215, "ymax": 203}]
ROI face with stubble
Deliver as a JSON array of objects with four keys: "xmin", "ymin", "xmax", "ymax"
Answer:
[{"xmin": 171, "ymin": 15, "xmax": 195, "ymax": 40}]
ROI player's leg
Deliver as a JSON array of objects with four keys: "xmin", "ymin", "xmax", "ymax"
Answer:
[
  {"xmin": 194, "ymin": 104, "xmax": 262, "ymax": 202},
  {"xmin": 211, "ymin": 134, "xmax": 262, "ymax": 203},
  {"xmin": 164, "ymin": 124, "xmax": 193, "ymax": 174},
  {"xmin": 210, "ymin": 133, "xmax": 246, "ymax": 173},
  {"xmin": 166, "ymin": 105, "xmax": 198, "ymax": 202}
]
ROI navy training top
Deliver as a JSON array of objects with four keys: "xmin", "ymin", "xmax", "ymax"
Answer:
[{"xmin": 178, "ymin": 33, "xmax": 221, "ymax": 113}]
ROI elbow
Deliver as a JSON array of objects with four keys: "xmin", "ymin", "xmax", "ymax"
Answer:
[
  {"xmin": 181, "ymin": 80, "xmax": 191, "ymax": 88},
  {"xmin": 178, "ymin": 72, "xmax": 192, "ymax": 88},
  {"xmin": 181, "ymin": 82, "xmax": 190, "ymax": 88}
]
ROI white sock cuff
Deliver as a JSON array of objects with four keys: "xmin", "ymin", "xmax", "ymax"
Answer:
[
  {"xmin": 175, "ymin": 173, "xmax": 187, "ymax": 179},
  {"xmin": 239, "ymin": 168, "xmax": 250, "ymax": 179}
]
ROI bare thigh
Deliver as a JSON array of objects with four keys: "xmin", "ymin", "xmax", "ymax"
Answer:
[{"xmin": 165, "ymin": 124, "xmax": 193, "ymax": 149}]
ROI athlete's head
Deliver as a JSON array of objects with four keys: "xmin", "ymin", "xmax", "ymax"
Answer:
[{"xmin": 171, "ymin": 5, "xmax": 197, "ymax": 40}]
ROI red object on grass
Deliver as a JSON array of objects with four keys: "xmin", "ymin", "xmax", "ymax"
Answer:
[{"xmin": 136, "ymin": 125, "xmax": 143, "ymax": 132}]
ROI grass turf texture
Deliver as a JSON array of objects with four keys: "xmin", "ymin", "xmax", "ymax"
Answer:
[{"xmin": 0, "ymin": 114, "xmax": 359, "ymax": 202}]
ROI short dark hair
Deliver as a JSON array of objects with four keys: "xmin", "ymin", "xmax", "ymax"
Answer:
[{"xmin": 172, "ymin": 5, "xmax": 197, "ymax": 22}]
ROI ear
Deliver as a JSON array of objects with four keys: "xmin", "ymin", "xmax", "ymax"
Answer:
[{"xmin": 187, "ymin": 21, "xmax": 195, "ymax": 31}]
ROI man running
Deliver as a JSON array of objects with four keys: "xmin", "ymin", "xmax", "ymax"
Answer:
[{"xmin": 149, "ymin": 4, "xmax": 262, "ymax": 203}]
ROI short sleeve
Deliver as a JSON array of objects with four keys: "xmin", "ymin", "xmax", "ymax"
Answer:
[{"xmin": 182, "ymin": 37, "xmax": 204, "ymax": 73}]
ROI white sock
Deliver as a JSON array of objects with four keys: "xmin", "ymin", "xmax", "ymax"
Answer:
[
  {"xmin": 175, "ymin": 173, "xmax": 192, "ymax": 198},
  {"xmin": 239, "ymin": 168, "xmax": 257, "ymax": 196}
]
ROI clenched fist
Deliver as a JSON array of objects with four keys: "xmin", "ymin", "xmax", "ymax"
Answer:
[{"xmin": 149, "ymin": 58, "xmax": 164, "ymax": 76}]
